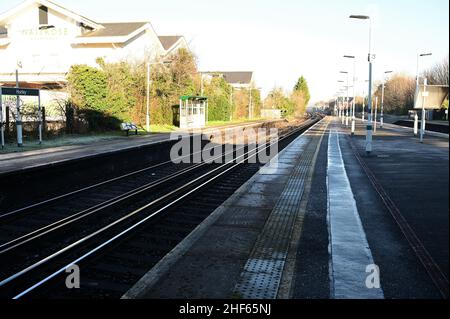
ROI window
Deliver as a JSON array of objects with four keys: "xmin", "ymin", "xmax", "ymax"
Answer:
[{"xmin": 39, "ymin": 6, "xmax": 48, "ymax": 25}]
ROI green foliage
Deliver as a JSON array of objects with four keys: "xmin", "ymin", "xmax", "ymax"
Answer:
[
  {"xmin": 293, "ymin": 76, "xmax": 311, "ymax": 106},
  {"xmin": 66, "ymin": 48, "xmax": 260, "ymax": 130},
  {"xmin": 204, "ymin": 77, "xmax": 232, "ymax": 121},
  {"xmin": 265, "ymin": 87, "xmax": 295, "ymax": 117},
  {"xmin": 67, "ymin": 65, "xmax": 108, "ymax": 113}
]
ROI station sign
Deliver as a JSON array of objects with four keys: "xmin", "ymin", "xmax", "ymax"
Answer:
[{"xmin": 0, "ymin": 87, "xmax": 40, "ymax": 97}]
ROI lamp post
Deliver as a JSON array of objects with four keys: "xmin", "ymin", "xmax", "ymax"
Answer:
[
  {"xmin": 337, "ymin": 81, "xmax": 345, "ymax": 123},
  {"xmin": 416, "ymin": 53, "xmax": 432, "ymax": 95},
  {"xmin": 361, "ymin": 79, "xmax": 369, "ymax": 121},
  {"xmin": 350, "ymin": 14, "xmax": 373, "ymax": 154},
  {"xmin": 415, "ymin": 52, "xmax": 432, "ymax": 137},
  {"xmin": 340, "ymin": 71, "xmax": 349, "ymax": 127},
  {"xmin": 380, "ymin": 70, "xmax": 393, "ymax": 128},
  {"xmin": 15, "ymin": 61, "xmax": 23, "ymax": 147},
  {"xmin": 344, "ymin": 55, "xmax": 356, "ymax": 135},
  {"xmin": 420, "ymin": 78, "xmax": 428, "ymax": 143}
]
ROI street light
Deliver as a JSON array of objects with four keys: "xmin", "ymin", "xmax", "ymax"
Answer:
[
  {"xmin": 337, "ymin": 80, "xmax": 345, "ymax": 122},
  {"xmin": 350, "ymin": 14, "xmax": 373, "ymax": 154},
  {"xmin": 340, "ymin": 71, "xmax": 349, "ymax": 127},
  {"xmin": 361, "ymin": 79, "xmax": 369, "ymax": 121},
  {"xmin": 380, "ymin": 70, "xmax": 393, "ymax": 128},
  {"xmin": 344, "ymin": 55, "xmax": 356, "ymax": 135},
  {"xmin": 416, "ymin": 53, "xmax": 432, "ymax": 95},
  {"xmin": 16, "ymin": 61, "xmax": 23, "ymax": 147},
  {"xmin": 415, "ymin": 52, "xmax": 432, "ymax": 138}
]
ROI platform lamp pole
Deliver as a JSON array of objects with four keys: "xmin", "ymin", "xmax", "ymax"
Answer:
[
  {"xmin": 16, "ymin": 61, "xmax": 23, "ymax": 147},
  {"xmin": 344, "ymin": 55, "xmax": 356, "ymax": 135},
  {"xmin": 340, "ymin": 71, "xmax": 349, "ymax": 127},
  {"xmin": 380, "ymin": 70, "xmax": 393, "ymax": 128},
  {"xmin": 361, "ymin": 79, "xmax": 369, "ymax": 121},
  {"xmin": 420, "ymin": 78, "xmax": 428, "ymax": 143},
  {"xmin": 350, "ymin": 14, "xmax": 373, "ymax": 154},
  {"xmin": 337, "ymin": 80, "xmax": 345, "ymax": 124},
  {"xmin": 415, "ymin": 52, "xmax": 432, "ymax": 137}
]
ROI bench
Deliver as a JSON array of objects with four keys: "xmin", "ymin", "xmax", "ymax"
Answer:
[{"xmin": 121, "ymin": 122, "xmax": 138, "ymax": 136}]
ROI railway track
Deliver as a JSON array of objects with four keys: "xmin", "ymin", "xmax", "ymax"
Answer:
[{"xmin": 0, "ymin": 116, "xmax": 322, "ymax": 299}]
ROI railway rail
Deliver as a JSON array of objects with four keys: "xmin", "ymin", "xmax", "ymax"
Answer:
[{"xmin": 0, "ymin": 116, "xmax": 322, "ymax": 299}]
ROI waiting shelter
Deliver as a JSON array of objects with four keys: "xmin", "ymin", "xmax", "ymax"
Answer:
[{"xmin": 178, "ymin": 96, "xmax": 208, "ymax": 129}]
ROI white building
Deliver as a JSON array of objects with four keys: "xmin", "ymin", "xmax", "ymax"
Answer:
[{"xmin": 0, "ymin": 0, "xmax": 189, "ymax": 89}]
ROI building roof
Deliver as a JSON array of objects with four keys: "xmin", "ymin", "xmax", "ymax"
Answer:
[
  {"xmin": 0, "ymin": 0, "xmax": 103, "ymax": 30},
  {"xmin": 158, "ymin": 36, "xmax": 183, "ymax": 50},
  {"xmin": 79, "ymin": 22, "xmax": 148, "ymax": 38},
  {"xmin": 204, "ymin": 71, "xmax": 253, "ymax": 85},
  {"xmin": 223, "ymin": 72, "xmax": 253, "ymax": 84}
]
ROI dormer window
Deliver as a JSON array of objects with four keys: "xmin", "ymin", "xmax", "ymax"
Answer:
[
  {"xmin": 39, "ymin": 6, "xmax": 48, "ymax": 25},
  {"xmin": 38, "ymin": 5, "xmax": 55, "ymax": 30}
]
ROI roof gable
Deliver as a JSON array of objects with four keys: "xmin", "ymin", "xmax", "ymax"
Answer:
[
  {"xmin": 158, "ymin": 35, "xmax": 183, "ymax": 50},
  {"xmin": 0, "ymin": 0, "xmax": 103, "ymax": 30}
]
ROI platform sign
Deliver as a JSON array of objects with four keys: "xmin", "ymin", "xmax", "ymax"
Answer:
[
  {"xmin": 0, "ymin": 87, "xmax": 40, "ymax": 97},
  {"xmin": 0, "ymin": 87, "xmax": 42, "ymax": 148},
  {"xmin": 414, "ymin": 85, "xmax": 449, "ymax": 109}
]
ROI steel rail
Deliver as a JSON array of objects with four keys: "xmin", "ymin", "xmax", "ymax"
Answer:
[
  {"xmin": 0, "ymin": 132, "xmax": 225, "ymax": 220},
  {"xmin": 0, "ymin": 122, "xmax": 294, "ymax": 253},
  {"xmin": 3, "ymin": 117, "xmax": 320, "ymax": 299}
]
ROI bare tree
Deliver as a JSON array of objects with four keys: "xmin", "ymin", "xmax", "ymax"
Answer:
[{"xmin": 423, "ymin": 55, "xmax": 449, "ymax": 85}]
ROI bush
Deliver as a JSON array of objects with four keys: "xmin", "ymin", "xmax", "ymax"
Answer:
[{"xmin": 204, "ymin": 77, "xmax": 232, "ymax": 121}]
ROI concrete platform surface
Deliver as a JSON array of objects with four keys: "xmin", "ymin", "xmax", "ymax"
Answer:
[
  {"xmin": 123, "ymin": 118, "xmax": 330, "ymax": 299},
  {"xmin": 122, "ymin": 116, "xmax": 448, "ymax": 299}
]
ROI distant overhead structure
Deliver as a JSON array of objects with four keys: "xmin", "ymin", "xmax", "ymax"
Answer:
[{"xmin": 414, "ymin": 85, "xmax": 449, "ymax": 110}]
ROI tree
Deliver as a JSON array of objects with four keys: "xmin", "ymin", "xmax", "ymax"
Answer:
[
  {"xmin": 373, "ymin": 74, "xmax": 415, "ymax": 115},
  {"xmin": 423, "ymin": 55, "xmax": 449, "ymax": 86},
  {"xmin": 203, "ymin": 76, "xmax": 232, "ymax": 121},
  {"xmin": 264, "ymin": 87, "xmax": 295, "ymax": 117},
  {"xmin": 290, "ymin": 90, "xmax": 307, "ymax": 117},
  {"xmin": 293, "ymin": 76, "xmax": 311, "ymax": 106}
]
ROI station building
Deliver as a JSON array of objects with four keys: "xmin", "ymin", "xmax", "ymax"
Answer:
[{"xmin": 0, "ymin": 0, "xmax": 189, "ymax": 90}]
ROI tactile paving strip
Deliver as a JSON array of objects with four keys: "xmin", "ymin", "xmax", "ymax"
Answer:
[{"xmin": 233, "ymin": 121, "xmax": 327, "ymax": 299}]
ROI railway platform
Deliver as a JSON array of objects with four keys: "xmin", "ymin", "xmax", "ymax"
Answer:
[
  {"xmin": 123, "ymin": 116, "xmax": 448, "ymax": 299},
  {"xmin": 0, "ymin": 119, "xmax": 282, "ymax": 177}
]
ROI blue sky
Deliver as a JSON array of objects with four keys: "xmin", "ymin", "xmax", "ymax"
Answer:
[{"xmin": 1, "ymin": 0, "xmax": 448, "ymax": 102}]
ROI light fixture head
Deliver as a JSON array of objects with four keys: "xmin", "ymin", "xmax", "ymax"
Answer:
[{"xmin": 350, "ymin": 15, "xmax": 370, "ymax": 20}]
